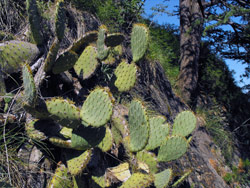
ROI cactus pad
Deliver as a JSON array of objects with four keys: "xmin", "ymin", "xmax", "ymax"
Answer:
[
  {"xmin": 98, "ymin": 126, "xmax": 113, "ymax": 152},
  {"xmin": 97, "ymin": 25, "xmax": 109, "ymax": 60},
  {"xmin": 47, "ymin": 163, "xmax": 72, "ymax": 188},
  {"xmin": 49, "ymin": 137, "xmax": 72, "ymax": 149},
  {"xmin": 66, "ymin": 149, "xmax": 92, "ymax": 176},
  {"xmin": 70, "ymin": 31, "xmax": 98, "ymax": 54},
  {"xmin": 102, "ymin": 45, "xmax": 122, "ymax": 65},
  {"xmin": 25, "ymin": 119, "xmax": 47, "ymax": 141},
  {"xmin": 80, "ymin": 88, "xmax": 113, "ymax": 127},
  {"xmin": 172, "ymin": 110, "xmax": 196, "ymax": 137},
  {"xmin": 74, "ymin": 45, "xmax": 99, "ymax": 79},
  {"xmin": 128, "ymin": 100, "xmax": 149, "ymax": 152},
  {"xmin": 145, "ymin": 116, "xmax": 170, "ymax": 151},
  {"xmin": 91, "ymin": 176, "xmax": 110, "ymax": 188},
  {"xmin": 119, "ymin": 173, "xmax": 153, "ymax": 188},
  {"xmin": 106, "ymin": 163, "xmax": 131, "ymax": 182},
  {"xmin": 60, "ymin": 127, "xmax": 73, "ymax": 139},
  {"xmin": 114, "ymin": 61, "xmax": 137, "ymax": 92},
  {"xmin": 22, "ymin": 64, "xmax": 37, "ymax": 106},
  {"xmin": 172, "ymin": 170, "xmax": 192, "ymax": 187},
  {"xmin": 46, "ymin": 98, "xmax": 81, "ymax": 129},
  {"xmin": 136, "ymin": 151, "xmax": 158, "ymax": 174},
  {"xmin": 55, "ymin": 0, "xmax": 66, "ymax": 41},
  {"xmin": 26, "ymin": 0, "xmax": 43, "ymax": 45},
  {"xmin": 0, "ymin": 40, "xmax": 39, "ymax": 74},
  {"xmin": 71, "ymin": 126, "xmax": 106, "ymax": 150},
  {"xmin": 154, "ymin": 169, "xmax": 172, "ymax": 188},
  {"xmin": 131, "ymin": 23, "xmax": 149, "ymax": 62},
  {"xmin": 157, "ymin": 135, "xmax": 188, "ymax": 162},
  {"xmin": 44, "ymin": 38, "xmax": 60, "ymax": 73},
  {"xmin": 105, "ymin": 33, "xmax": 125, "ymax": 47},
  {"xmin": 111, "ymin": 124, "xmax": 123, "ymax": 145},
  {"xmin": 52, "ymin": 50, "xmax": 78, "ymax": 74}
]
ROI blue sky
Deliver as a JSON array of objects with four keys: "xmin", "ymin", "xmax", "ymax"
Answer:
[{"xmin": 143, "ymin": 0, "xmax": 250, "ymax": 90}]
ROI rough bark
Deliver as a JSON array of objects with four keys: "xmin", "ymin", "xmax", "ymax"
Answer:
[{"xmin": 178, "ymin": 0, "xmax": 204, "ymax": 105}]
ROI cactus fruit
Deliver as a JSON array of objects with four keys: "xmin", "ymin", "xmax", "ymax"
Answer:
[
  {"xmin": 52, "ymin": 50, "xmax": 78, "ymax": 74},
  {"xmin": 74, "ymin": 45, "xmax": 99, "ymax": 79},
  {"xmin": 119, "ymin": 173, "xmax": 153, "ymax": 188},
  {"xmin": 98, "ymin": 126, "xmax": 113, "ymax": 152},
  {"xmin": 46, "ymin": 98, "xmax": 81, "ymax": 129},
  {"xmin": 26, "ymin": 0, "xmax": 43, "ymax": 45},
  {"xmin": 106, "ymin": 163, "xmax": 131, "ymax": 182},
  {"xmin": 97, "ymin": 25, "xmax": 110, "ymax": 60},
  {"xmin": 25, "ymin": 119, "xmax": 47, "ymax": 141},
  {"xmin": 114, "ymin": 61, "xmax": 137, "ymax": 92},
  {"xmin": 128, "ymin": 100, "xmax": 149, "ymax": 152},
  {"xmin": 172, "ymin": 110, "xmax": 197, "ymax": 137},
  {"xmin": 44, "ymin": 38, "xmax": 60, "ymax": 73},
  {"xmin": 49, "ymin": 137, "xmax": 72, "ymax": 149},
  {"xmin": 131, "ymin": 23, "xmax": 149, "ymax": 62},
  {"xmin": 157, "ymin": 135, "xmax": 188, "ymax": 162},
  {"xmin": 136, "ymin": 151, "xmax": 158, "ymax": 174},
  {"xmin": 47, "ymin": 162, "xmax": 72, "ymax": 188},
  {"xmin": 55, "ymin": 0, "xmax": 66, "ymax": 41},
  {"xmin": 154, "ymin": 169, "xmax": 172, "ymax": 188},
  {"xmin": 71, "ymin": 126, "xmax": 106, "ymax": 150},
  {"xmin": 0, "ymin": 40, "xmax": 40, "ymax": 74},
  {"xmin": 80, "ymin": 88, "xmax": 113, "ymax": 127},
  {"xmin": 145, "ymin": 116, "xmax": 170, "ymax": 151},
  {"xmin": 66, "ymin": 149, "xmax": 92, "ymax": 176},
  {"xmin": 105, "ymin": 33, "xmax": 125, "ymax": 47},
  {"xmin": 22, "ymin": 64, "xmax": 37, "ymax": 106}
]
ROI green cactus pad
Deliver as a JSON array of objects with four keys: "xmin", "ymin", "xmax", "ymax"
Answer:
[
  {"xmin": 119, "ymin": 173, "xmax": 153, "ymax": 188},
  {"xmin": 52, "ymin": 50, "xmax": 78, "ymax": 74},
  {"xmin": 131, "ymin": 23, "xmax": 149, "ymax": 62},
  {"xmin": 71, "ymin": 126, "xmax": 106, "ymax": 150},
  {"xmin": 111, "ymin": 124, "xmax": 123, "ymax": 145},
  {"xmin": 136, "ymin": 151, "xmax": 158, "ymax": 174},
  {"xmin": 145, "ymin": 116, "xmax": 170, "ymax": 151},
  {"xmin": 105, "ymin": 33, "xmax": 125, "ymax": 47},
  {"xmin": 154, "ymin": 169, "xmax": 172, "ymax": 188},
  {"xmin": 102, "ymin": 45, "xmax": 122, "ymax": 65},
  {"xmin": 47, "ymin": 163, "xmax": 72, "ymax": 188},
  {"xmin": 106, "ymin": 163, "xmax": 131, "ymax": 182},
  {"xmin": 97, "ymin": 25, "xmax": 109, "ymax": 60},
  {"xmin": 80, "ymin": 88, "xmax": 113, "ymax": 127},
  {"xmin": 74, "ymin": 45, "xmax": 99, "ymax": 79},
  {"xmin": 46, "ymin": 98, "xmax": 81, "ymax": 129},
  {"xmin": 98, "ymin": 126, "xmax": 113, "ymax": 152},
  {"xmin": 60, "ymin": 127, "xmax": 73, "ymax": 139},
  {"xmin": 66, "ymin": 149, "xmax": 92, "ymax": 176},
  {"xmin": 26, "ymin": 0, "xmax": 43, "ymax": 45},
  {"xmin": 55, "ymin": 0, "xmax": 66, "ymax": 41},
  {"xmin": 114, "ymin": 61, "xmax": 137, "ymax": 92},
  {"xmin": 0, "ymin": 40, "xmax": 40, "ymax": 74},
  {"xmin": 172, "ymin": 111, "xmax": 196, "ymax": 137},
  {"xmin": 70, "ymin": 31, "xmax": 98, "ymax": 54},
  {"xmin": 25, "ymin": 119, "xmax": 47, "ymax": 141},
  {"xmin": 22, "ymin": 64, "xmax": 37, "ymax": 107},
  {"xmin": 157, "ymin": 135, "xmax": 188, "ymax": 162},
  {"xmin": 172, "ymin": 170, "xmax": 192, "ymax": 187},
  {"xmin": 44, "ymin": 38, "xmax": 60, "ymax": 73},
  {"xmin": 49, "ymin": 137, "xmax": 72, "ymax": 149},
  {"xmin": 128, "ymin": 100, "xmax": 149, "ymax": 152},
  {"xmin": 91, "ymin": 176, "xmax": 110, "ymax": 188}
]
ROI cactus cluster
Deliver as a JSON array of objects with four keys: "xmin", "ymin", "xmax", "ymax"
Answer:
[{"xmin": 0, "ymin": 1, "xmax": 197, "ymax": 187}]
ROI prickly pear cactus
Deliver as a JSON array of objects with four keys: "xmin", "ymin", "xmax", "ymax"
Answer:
[
  {"xmin": 22, "ymin": 64, "xmax": 37, "ymax": 106},
  {"xmin": 154, "ymin": 169, "xmax": 172, "ymax": 188},
  {"xmin": 97, "ymin": 25, "xmax": 109, "ymax": 60},
  {"xmin": 105, "ymin": 33, "xmax": 125, "ymax": 47},
  {"xmin": 114, "ymin": 61, "xmax": 137, "ymax": 92},
  {"xmin": 128, "ymin": 99, "xmax": 149, "ymax": 152},
  {"xmin": 26, "ymin": 0, "xmax": 43, "ymax": 45},
  {"xmin": 25, "ymin": 119, "xmax": 47, "ymax": 141},
  {"xmin": 98, "ymin": 126, "xmax": 113, "ymax": 152},
  {"xmin": 131, "ymin": 23, "xmax": 149, "ymax": 62},
  {"xmin": 80, "ymin": 88, "xmax": 113, "ymax": 127},
  {"xmin": 55, "ymin": 0, "xmax": 66, "ymax": 41},
  {"xmin": 49, "ymin": 137, "xmax": 72, "ymax": 149},
  {"xmin": 74, "ymin": 45, "xmax": 98, "ymax": 79},
  {"xmin": 0, "ymin": 40, "xmax": 40, "ymax": 74},
  {"xmin": 119, "ymin": 173, "xmax": 153, "ymax": 188},
  {"xmin": 136, "ymin": 151, "xmax": 158, "ymax": 173},
  {"xmin": 44, "ymin": 38, "xmax": 60, "ymax": 73}
]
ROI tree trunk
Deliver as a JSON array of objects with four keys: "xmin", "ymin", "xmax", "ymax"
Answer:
[{"xmin": 178, "ymin": 0, "xmax": 204, "ymax": 105}]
